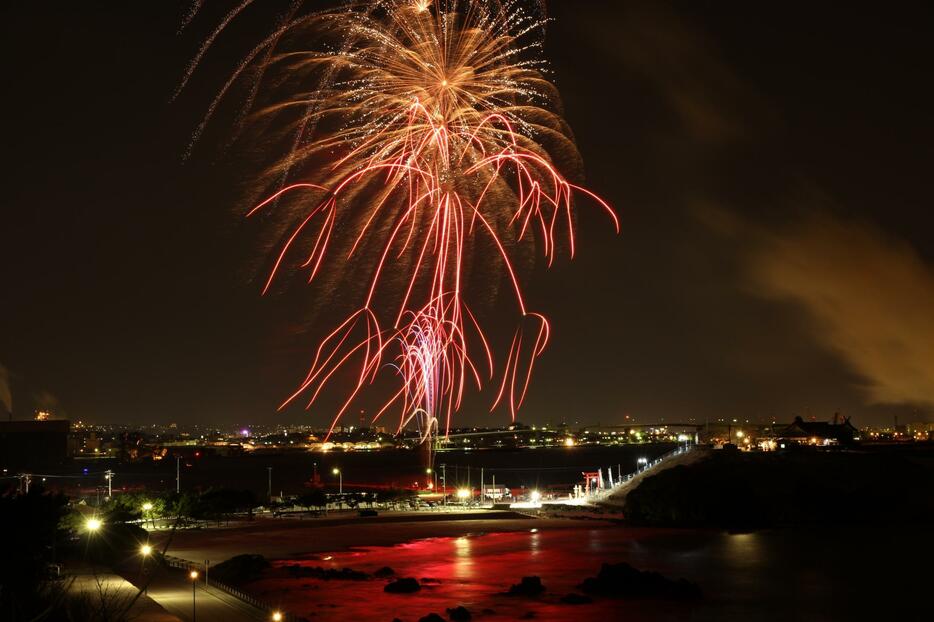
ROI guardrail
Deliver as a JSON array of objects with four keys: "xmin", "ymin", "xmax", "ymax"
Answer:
[
  {"xmin": 162, "ymin": 554, "xmax": 296, "ymax": 622},
  {"xmin": 592, "ymin": 444, "xmax": 694, "ymax": 501}
]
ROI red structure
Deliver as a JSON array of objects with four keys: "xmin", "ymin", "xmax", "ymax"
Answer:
[{"xmin": 582, "ymin": 471, "xmax": 603, "ymax": 495}]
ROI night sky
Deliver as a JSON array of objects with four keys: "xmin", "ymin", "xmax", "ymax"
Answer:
[{"xmin": 1, "ymin": 1, "xmax": 932, "ymax": 428}]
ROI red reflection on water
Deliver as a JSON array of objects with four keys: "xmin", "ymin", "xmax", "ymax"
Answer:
[{"xmin": 246, "ymin": 529, "xmax": 691, "ymax": 621}]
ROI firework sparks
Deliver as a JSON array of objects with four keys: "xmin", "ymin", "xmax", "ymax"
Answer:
[{"xmin": 182, "ymin": 0, "xmax": 617, "ymax": 442}]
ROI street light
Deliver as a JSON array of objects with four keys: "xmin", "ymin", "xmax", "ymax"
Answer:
[
  {"xmin": 85, "ymin": 517, "xmax": 102, "ymax": 533},
  {"xmin": 141, "ymin": 501, "xmax": 155, "ymax": 529},
  {"xmin": 332, "ymin": 468, "xmax": 342, "ymax": 495},
  {"xmin": 140, "ymin": 544, "xmax": 153, "ymax": 557},
  {"xmin": 530, "ymin": 490, "xmax": 541, "ymax": 504},
  {"xmin": 189, "ymin": 570, "xmax": 199, "ymax": 622},
  {"xmin": 456, "ymin": 488, "xmax": 470, "ymax": 506},
  {"xmin": 272, "ymin": 612, "xmax": 283, "ymax": 622}
]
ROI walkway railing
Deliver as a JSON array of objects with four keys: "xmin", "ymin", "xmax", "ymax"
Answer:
[
  {"xmin": 590, "ymin": 444, "xmax": 694, "ymax": 501},
  {"xmin": 162, "ymin": 554, "xmax": 296, "ymax": 622}
]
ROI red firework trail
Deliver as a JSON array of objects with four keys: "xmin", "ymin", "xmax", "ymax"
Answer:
[{"xmin": 181, "ymin": 0, "xmax": 618, "ymax": 441}]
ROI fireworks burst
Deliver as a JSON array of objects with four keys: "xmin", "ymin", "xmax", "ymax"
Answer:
[{"xmin": 182, "ymin": 0, "xmax": 617, "ymax": 445}]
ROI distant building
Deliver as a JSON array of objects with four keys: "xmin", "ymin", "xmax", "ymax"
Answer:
[
  {"xmin": 0, "ymin": 420, "xmax": 70, "ymax": 469},
  {"xmin": 776, "ymin": 415, "xmax": 858, "ymax": 446}
]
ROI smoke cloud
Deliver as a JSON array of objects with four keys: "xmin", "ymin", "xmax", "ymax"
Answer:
[
  {"xmin": 0, "ymin": 363, "xmax": 11, "ymax": 416},
  {"xmin": 749, "ymin": 214, "xmax": 934, "ymax": 408}
]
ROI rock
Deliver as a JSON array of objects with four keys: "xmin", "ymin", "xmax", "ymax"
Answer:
[
  {"xmin": 374, "ymin": 566, "xmax": 395, "ymax": 577},
  {"xmin": 384, "ymin": 577, "xmax": 422, "ymax": 593},
  {"xmin": 419, "ymin": 615, "xmax": 445, "ymax": 622},
  {"xmin": 446, "ymin": 605, "xmax": 471, "ymax": 620},
  {"xmin": 578, "ymin": 563, "xmax": 701, "ymax": 600},
  {"xmin": 506, "ymin": 576, "xmax": 545, "ymax": 597},
  {"xmin": 560, "ymin": 593, "xmax": 592, "ymax": 605}
]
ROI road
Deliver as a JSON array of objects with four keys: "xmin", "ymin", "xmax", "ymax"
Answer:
[{"xmin": 598, "ymin": 445, "xmax": 709, "ymax": 507}]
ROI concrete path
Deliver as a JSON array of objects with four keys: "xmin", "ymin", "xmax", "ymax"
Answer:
[
  {"xmin": 68, "ymin": 568, "xmax": 181, "ymax": 622},
  {"xmin": 123, "ymin": 564, "xmax": 268, "ymax": 622}
]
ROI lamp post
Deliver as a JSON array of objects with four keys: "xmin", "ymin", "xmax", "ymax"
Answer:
[
  {"xmin": 189, "ymin": 570, "xmax": 199, "ymax": 622},
  {"xmin": 272, "ymin": 612, "xmax": 283, "ymax": 622},
  {"xmin": 139, "ymin": 543, "xmax": 152, "ymax": 593},
  {"xmin": 332, "ymin": 468, "xmax": 342, "ymax": 495}
]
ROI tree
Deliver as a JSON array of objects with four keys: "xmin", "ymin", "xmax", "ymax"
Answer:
[
  {"xmin": 0, "ymin": 484, "xmax": 70, "ymax": 618},
  {"xmin": 297, "ymin": 489, "xmax": 328, "ymax": 513},
  {"xmin": 198, "ymin": 489, "xmax": 258, "ymax": 525}
]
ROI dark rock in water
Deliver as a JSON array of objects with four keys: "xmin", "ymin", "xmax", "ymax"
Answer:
[
  {"xmin": 210, "ymin": 554, "xmax": 270, "ymax": 584},
  {"xmin": 578, "ymin": 563, "xmax": 701, "ymax": 600},
  {"xmin": 385, "ymin": 577, "xmax": 422, "ymax": 593},
  {"xmin": 374, "ymin": 566, "xmax": 395, "ymax": 578},
  {"xmin": 560, "ymin": 593, "xmax": 592, "ymax": 605},
  {"xmin": 420, "ymin": 577, "xmax": 442, "ymax": 584},
  {"xmin": 283, "ymin": 565, "xmax": 369, "ymax": 581},
  {"xmin": 447, "ymin": 605, "xmax": 472, "ymax": 620},
  {"xmin": 419, "ymin": 614, "xmax": 445, "ymax": 622},
  {"xmin": 506, "ymin": 576, "xmax": 545, "ymax": 597}
]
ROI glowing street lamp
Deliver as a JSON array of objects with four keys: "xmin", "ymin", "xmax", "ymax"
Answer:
[
  {"xmin": 332, "ymin": 468, "xmax": 342, "ymax": 495},
  {"xmin": 530, "ymin": 490, "xmax": 542, "ymax": 504},
  {"xmin": 85, "ymin": 517, "xmax": 102, "ymax": 533},
  {"xmin": 272, "ymin": 612, "xmax": 283, "ymax": 622},
  {"xmin": 456, "ymin": 488, "xmax": 470, "ymax": 506},
  {"xmin": 142, "ymin": 502, "xmax": 153, "ymax": 512},
  {"xmin": 140, "ymin": 544, "xmax": 153, "ymax": 557}
]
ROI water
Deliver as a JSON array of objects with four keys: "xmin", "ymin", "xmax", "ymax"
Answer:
[{"xmin": 245, "ymin": 526, "xmax": 931, "ymax": 621}]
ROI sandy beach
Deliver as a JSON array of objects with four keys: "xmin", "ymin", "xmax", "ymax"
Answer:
[{"xmin": 153, "ymin": 510, "xmax": 610, "ymax": 562}]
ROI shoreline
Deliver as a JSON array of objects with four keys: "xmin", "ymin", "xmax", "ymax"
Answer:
[{"xmin": 153, "ymin": 510, "xmax": 614, "ymax": 562}]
